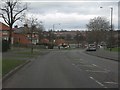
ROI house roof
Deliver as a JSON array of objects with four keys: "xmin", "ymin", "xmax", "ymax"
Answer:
[
  {"xmin": 14, "ymin": 27, "xmax": 24, "ymax": 33},
  {"xmin": 0, "ymin": 22, "xmax": 15, "ymax": 31},
  {"xmin": 0, "ymin": 22, "xmax": 10, "ymax": 30}
]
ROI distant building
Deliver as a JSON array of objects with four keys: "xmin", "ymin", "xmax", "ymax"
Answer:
[
  {"xmin": 40, "ymin": 38, "xmax": 49, "ymax": 44},
  {"xmin": 55, "ymin": 39, "xmax": 65, "ymax": 45}
]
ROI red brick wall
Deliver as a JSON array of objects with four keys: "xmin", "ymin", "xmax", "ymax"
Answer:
[
  {"xmin": 40, "ymin": 38, "xmax": 49, "ymax": 44},
  {"xmin": 13, "ymin": 34, "xmax": 31, "ymax": 45},
  {"xmin": 55, "ymin": 39, "xmax": 65, "ymax": 45}
]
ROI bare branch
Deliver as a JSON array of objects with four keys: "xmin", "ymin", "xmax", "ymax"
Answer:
[
  {"xmin": 0, "ymin": 0, "xmax": 27, "ymax": 48},
  {"xmin": 0, "ymin": 8, "xmax": 8, "ymax": 13},
  {"xmin": 12, "ymin": 1, "xmax": 17, "ymax": 9},
  {"xmin": 14, "ymin": 16, "xmax": 20, "ymax": 22},
  {"xmin": 1, "ymin": 14, "xmax": 9, "ymax": 25},
  {"xmin": 13, "ymin": 7, "xmax": 27, "ymax": 19}
]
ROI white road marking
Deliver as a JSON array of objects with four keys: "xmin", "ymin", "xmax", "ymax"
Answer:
[
  {"xmin": 72, "ymin": 63, "xmax": 75, "ymax": 66},
  {"xmin": 86, "ymin": 70, "xmax": 108, "ymax": 73},
  {"xmin": 72, "ymin": 63, "xmax": 82, "ymax": 71},
  {"xmin": 92, "ymin": 64, "xmax": 110, "ymax": 72},
  {"xmin": 79, "ymin": 65, "xmax": 94, "ymax": 67},
  {"xmin": 104, "ymin": 69, "xmax": 110, "ymax": 72},
  {"xmin": 104, "ymin": 82, "xmax": 118, "ymax": 85},
  {"xmin": 80, "ymin": 58, "xmax": 83, "ymax": 60},
  {"xmin": 89, "ymin": 77, "xmax": 107, "ymax": 88},
  {"xmin": 92, "ymin": 64, "xmax": 97, "ymax": 67}
]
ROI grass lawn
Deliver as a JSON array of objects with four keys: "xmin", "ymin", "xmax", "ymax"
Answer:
[
  {"xmin": 0, "ymin": 59, "xmax": 2, "ymax": 78},
  {"xmin": 16, "ymin": 50, "xmax": 41, "ymax": 57},
  {"xmin": 2, "ymin": 59, "xmax": 26, "ymax": 76},
  {"xmin": 2, "ymin": 47, "xmax": 50, "ymax": 76},
  {"xmin": 105, "ymin": 47, "xmax": 120, "ymax": 52}
]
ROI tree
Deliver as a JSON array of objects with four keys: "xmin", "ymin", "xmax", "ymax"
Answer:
[
  {"xmin": 86, "ymin": 16, "xmax": 110, "ymax": 47},
  {"xmin": 25, "ymin": 17, "xmax": 38, "ymax": 53},
  {"xmin": 23, "ymin": 15, "xmax": 45, "ymax": 52},
  {"xmin": 0, "ymin": 0, "xmax": 27, "ymax": 49},
  {"xmin": 47, "ymin": 30, "xmax": 57, "ymax": 43},
  {"xmin": 36, "ymin": 21, "xmax": 45, "ymax": 42},
  {"xmin": 74, "ymin": 31, "xmax": 84, "ymax": 48}
]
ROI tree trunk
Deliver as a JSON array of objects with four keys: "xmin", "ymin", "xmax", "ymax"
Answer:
[{"xmin": 8, "ymin": 26, "xmax": 12, "ymax": 49}]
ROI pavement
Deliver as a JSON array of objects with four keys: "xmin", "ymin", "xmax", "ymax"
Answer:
[{"xmin": 84, "ymin": 48, "xmax": 119, "ymax": 61}]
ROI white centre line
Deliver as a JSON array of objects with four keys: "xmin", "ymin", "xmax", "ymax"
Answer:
[
  {"xmin": 92, "ymin": 64, "xmax": 97, "ymax": 67},
  {"xmin": 104, "ymin": 68, "xmax": 110, "ymax": 72},
  {"xmin": 80, "ymin": 58, "xmax": 83, "ymax": 60},
  {"xmin": 72, "ymin": 63, "xmax": 75, "ymax": 66},
  {"xmin": 89, "ymin": 77, "xmax": 107, "ymax": 88},
  {"xmin": 104, "ymin": 82, "xmax": 118, "ymax": 85},
  {"xmin": 79, "ymin": 65, "xmax": 94, "ymax": 67},
  {"xmin": 86, "ymin": 70, "xmax": 108, "ymax": 73},
  {"xmin": 92, "ymin": 64, "xmax": 110, "ymax": 72}
]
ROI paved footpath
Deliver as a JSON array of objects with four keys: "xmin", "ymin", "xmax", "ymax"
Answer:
[{"xmin": 85, "ymin": 48, "xmax": 119, "ymax": 61}]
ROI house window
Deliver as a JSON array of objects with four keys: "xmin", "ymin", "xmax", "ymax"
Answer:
[
  {"xmin": 3, "ymin": 37, "xmax": 8, "ymax": 40},
  {"xmin": 2, "ymin": 31, "xmax": 8, "ymax": 35},
  {"xmin": 27, "ymin": 35, "xmax": 30, "ymax": 38}
]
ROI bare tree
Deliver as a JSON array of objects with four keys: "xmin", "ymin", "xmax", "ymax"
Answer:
[
  {"xmin": 0, "ymin": 0, "xmax": 27, "ymax": 49},
  {"xmin": 24, "ymin": 15, "xmax": 45, "ymax": 53},
  {"xmin": 74, "ymin": 31, "xmax": 85, "ymax": 48},
  {"xmin": 26, "ymin": 17, "xmax": 38, "ymax": 53},
  {"xmin": 86, "ymin": 16, "xmax": 110, "ymax": 47},
  {"xmin": 36, "ymin": 21, "xmax": 45, "ymax": 42}
]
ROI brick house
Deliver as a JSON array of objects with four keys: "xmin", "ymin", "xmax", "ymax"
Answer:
[
  {"xmin": 40, "ymin": 38, "xmax": 49, "ymax": 44},
  {"xmin": 13, "ymin": 33, "xmax": 31, "ymax": 45},
  {"xmin": 0, "ymin": 22, "xmax": 39, "ymax": 45},
  {"xmin": 14, "ymin": 26, "xmax": 39, "ymax": 45},
  {"xmin": 55, "ymin": 39, "xmax": 65, "ymax": 45},
  {"xmin": 0, "ymin": 22, "xmax": 14, "ymax": 44}
]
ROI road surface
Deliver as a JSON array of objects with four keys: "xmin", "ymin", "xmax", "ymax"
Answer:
[{"xmin": 3, "ymin": 49, "xmax": 118, "ymax": 88}]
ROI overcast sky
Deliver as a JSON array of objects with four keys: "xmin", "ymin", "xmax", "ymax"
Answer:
[{"xmin": 0, "ymin": 0, "xmax": 119, "ymax": 31}]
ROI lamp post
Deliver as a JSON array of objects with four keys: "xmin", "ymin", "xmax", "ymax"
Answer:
[
  {"xmin": 100, "ymin": 7, "xmax": 113, "ymax": 51},
  {"xmin": 51, "ymin": 23, "xmax": 61, "ymax": 41},
  {"xmin": 53, "ymin": 23, "xmax": 61, "ymax": 31},
  {"xmin": 110, "ymin": 7, "xmax": 113, "ymax": 51}
]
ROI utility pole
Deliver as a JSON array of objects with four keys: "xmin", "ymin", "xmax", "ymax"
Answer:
[
  {"xmin": 100, "ymin": 7, "xmax": 113, "ymax": 51},
  {"xmin": 110, "ymin": 7, "xmax": 113, "ymax": 51}
]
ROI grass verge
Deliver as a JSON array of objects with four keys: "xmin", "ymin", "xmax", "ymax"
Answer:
[
  {"xmin": 0, "ymin": 59, "xmax": 2, "ymax": 78},
  {"xmin": 2, "ymin": 59, "xmax": 26, "ymax": 76},
  {"xmin": 2, "ymin": 47, "xmax": 50, "ymax": 76},
  {"xmin": 105, "ymin": 47, "xmax": 120, "ymax": 52}
]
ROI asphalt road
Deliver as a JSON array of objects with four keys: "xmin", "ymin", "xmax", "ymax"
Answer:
[{"xmin": 3, "ymin": 49, "xmax": 118, "ymax": 88}]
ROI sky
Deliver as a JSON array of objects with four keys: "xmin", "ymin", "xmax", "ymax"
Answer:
[{"xmin": 0, "ymin": 0, "xmax": 119, "ymax": 31}]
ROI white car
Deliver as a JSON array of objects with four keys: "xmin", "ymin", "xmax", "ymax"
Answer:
[{"xmin": 86, "ymin": 44, "xmax": 96, "ymax": 51}]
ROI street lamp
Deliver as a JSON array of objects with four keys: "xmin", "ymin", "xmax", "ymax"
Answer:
[
  {"xmin": 110, "ymin": 7, "xmax": 113, "ymax": 51},
  {"xmin": 53, "ymin": 23, "xmax": 61, "ymax": 31},
  {"xmin": 49, "ymin": 23, "xmax": 61, "ymax": 43},
  {"xmin": 100, "ymin": 7, "xmax": 113, "ymax": 51}
]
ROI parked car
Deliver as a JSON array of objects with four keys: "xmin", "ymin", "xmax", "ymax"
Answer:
[
  {"xmin": 86, "ymin": 44, "xmax": 96, "ymax": 51},
  {"xmin": 61, "ymin": 43, "xmax": 70, "ymax": 49}
]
